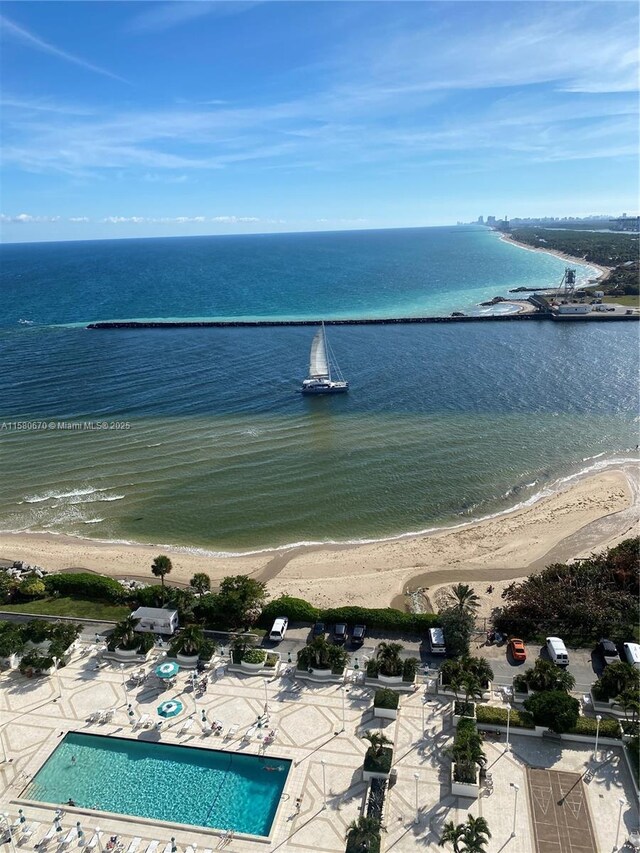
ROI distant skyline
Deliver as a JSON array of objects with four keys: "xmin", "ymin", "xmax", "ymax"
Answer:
[{"xmin": 1, "ymin": 1, "xmax": 638, "ymax": 243}]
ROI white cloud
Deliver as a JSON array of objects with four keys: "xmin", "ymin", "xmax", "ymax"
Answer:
[
  {"xmin": 0, "ymin": 212, "xmax": 60, "ymax": 223},
  {"xmin": 68, "ymin": 217, "xmax": 90, "ymax": 222},
  {"xmin": 127, "ymin": 1, "xmax": 260, "ymax": 34},
  {"xmin": 211, "ymin": 215, "xmax": 260, "ymax": 223},
  {"xmin": 0, "ymin": 15, "xmax": 128, "ymax": 84}
]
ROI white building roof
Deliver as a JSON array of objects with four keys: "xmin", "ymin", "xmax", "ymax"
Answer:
[{"xmin": 131, "ymin": 607, "xmax": 178, "ymax": 619}]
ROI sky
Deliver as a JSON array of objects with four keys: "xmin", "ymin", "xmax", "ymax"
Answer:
[{"xmin": 1, "ymin": 0, "xmax": 638, "ymax": 243}]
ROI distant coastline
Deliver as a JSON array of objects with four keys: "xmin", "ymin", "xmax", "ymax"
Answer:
[{"xmin": 496, "ymin": 230, "xmax": 610, "ymax": 283}]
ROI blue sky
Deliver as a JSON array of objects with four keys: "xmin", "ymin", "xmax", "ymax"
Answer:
[{"xmin": 1, "ymin": 0, "xmax": 638, "ymax": 242}]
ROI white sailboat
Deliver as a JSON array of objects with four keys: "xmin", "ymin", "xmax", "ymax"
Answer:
[{"xmin": 301, "ymin": 322, "xmax": 349, "ymax": 394}]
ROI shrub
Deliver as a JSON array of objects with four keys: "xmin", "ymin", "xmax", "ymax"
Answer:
[
  {"xmin": 19, "ymin": 651, "xmax": 54, "ymax": 674},
  {"xmin": 374, "ymin": 688, "xmax": 399, "ymax": 710},
  {"xmin": 520, "ymin": 658, "xmax": 575, "ymax": 693},
  {"xmin": 592, "ymin": 662, "xmax": 639, "ymax": 702},
  {"xmin": 627, "ymin": 735, "xmax": 639, "ymax": 779},
  {"xmin": 265, "ymin": 653, "xmax": 278, "ymax": 668},
  {"xmin": 0, "ymin": 623, "xmax": 25, "ymax": 657},
  {"xmin": 439, "ymin": 607, "xmax": 474, "ymax": 657},
  {"xmin": 45, "ymin": 572, "xmax": 127, "ymax": 604},
  {"xmin": 524, "ymin": 690, "xmax": 580, "ymax": 733},
  {"xmin": 569, "ymin": 717, "xmax": 621, "ymax": 739},
  {"xmin": 402, "ymin": 657, "xmax": 419, "ymax": 682},
  {"xmin": 366, "ymin": 659, "xmax": 380, "ymax": 677},
  {"xmin": 363, "ymin": 746, "xmax": 393, "ymax": 775},
  {"xmin": 454, "ymin": 700, "xmax": 476, "ymax": 718},
  {"xmin": 21, "ymin": 620, "xmax": 49, "ymax": 644},
  {"xmin": 449, "ymin": 717, "xmax": 485, "ymax": 783},
  {"xmin": 0, "ymin": 571, "xmax": 16, "ymax": 604},
  {"xmin": 199, "ymin": 639, "xmax": 216, "ymax": 662},
  {"xmin": 476, "ymin": 705, "xmax": 535, "ymax": 729},
  {"xmin": 136, "ymin": 632, "xmax": 155, "ymax": 655},
  {"xmin": 346, "ymin": 817, "xmax": 381, "ymax": 853},
  {"xmin": 19, "ymin": 577, "xmax": 46, "ymax": 599},
  {"xmin": 243, "ymin": 648, "xmax": 267, "ymax": 664},
  {"xmin": 621, "ymin": 720, "xmax": 640, "ymax": 736},
  {"xmin": 259, "ymin": 595, "xmax": 320, "ymax": 625},
  {"xmin": 512, "ymin": 674, "xmax": 529, "ymax": 693}
]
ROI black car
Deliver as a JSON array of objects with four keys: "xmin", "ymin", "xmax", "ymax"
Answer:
[
  {"xmin": 597, "ymin": 638, "xmax": 620, "ymax": 665},
  {"xmin": 333, "ymin": 623, "xmax": 348, "ymax": 644},
  {"xmin": 350, "ymin": 625, "xmax": 366, "ymax": 648},
  {"xmin": 312, "ymin": 621, "xmax": 325, "ymax": 638}
]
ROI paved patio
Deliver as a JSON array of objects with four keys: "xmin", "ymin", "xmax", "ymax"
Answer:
[{"xmin": 0, "ymin": 644, "xmax": 637, "ymax": 852}]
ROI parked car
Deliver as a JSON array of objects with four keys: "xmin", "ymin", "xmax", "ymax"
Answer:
[
  {"xmin": 507, "ymin": 638, "xmax": 527, "ymax": 662},
  {"xmin": 546, "ymin": 636, "xmax": 569, "ymax": 665},
  {"xmin": 623, "ymin": 642, "xmax": 640, "ymax": 670},
  {"xmin": 350, "ymin": 625, "xmax": 366, "ymax": 648},
  {"xmin": 311, "ymin": 621, "xmax": 325, "ymax": 638},
  {"xmin": 332, "ymin": 623, "xmax": 348, "ymax": 644},
  {"xmin": 597, "ymin": 638, "xmax": 620, "ymax": 666},
  {"xmin": 269, "ymin": 617, "xmax": 289, "ymax": 643}
]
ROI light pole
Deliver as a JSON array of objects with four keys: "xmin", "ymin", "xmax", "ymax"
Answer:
[
  {"xmin": 320, "ymin": 759, "xmax": 327, "ymax": 809},
  {"xmin": 413, "ymin": 773, "xmax": 420, "ymax": 824},
  {"xmin": 1, "ymin": 813, "xmax": 17, "ymax": 853},
  {"xmin": 52, "ymin": 657, "xmax": 60, "ymax": 703},
  {"xmin": 120, "ymin": 664, "xmax": 128, "ymax": 705},
  {"xmin": 263, "ymin": 679, "xmax": 269, "ymax": 717},
  {"xmin": 593, "ymin": 714, "xmax": 602, "ymax": 762},
  {"xmin": 505, "ymin": 703, "xmax": 511, "ymax": 752},
  {"xmin": 421, "ymin": 697, "xmax": 426, "ymax": 737},
  {"xmin": 341, "ymin": 687, "xmax": 346, "ymax": 733},
  {"xmin": 614, "ymin": 798, "xmax": 626, "ymax": 851},
  {"xmin": 510, "ymin": 783, "xmax": 519, "ymax": 837}
]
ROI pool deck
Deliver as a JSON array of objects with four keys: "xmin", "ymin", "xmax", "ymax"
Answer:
[{"xmin": 1, "ymin": 645, "xmax": 638, "ymax": 852}]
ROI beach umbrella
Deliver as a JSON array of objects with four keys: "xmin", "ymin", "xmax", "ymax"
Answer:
[
  {"xmin": 201, "ymin": 710, "xmax": 207, "ymax": 724},
  {"xmin": 17, "ymin": 810, "xmax": 25, "ymax": 825},
  {"xmin": 76, "ymin": 822, "xmax": 85, "ymax": 846},
  {"xmin": 154, "ymin": 661, "xmax": 179, "ymax": 679},
  {"xmin": 170, "ymin": 838, "xmax": 177, "ymax": 853},
  {"xmin": 157, "ymin": 699, "xmax": 184, "ymax": 719}
]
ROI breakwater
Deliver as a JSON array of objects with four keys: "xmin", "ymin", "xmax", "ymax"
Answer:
[{"xmin": 87, "ymin": 312, "xmax": 637, "ymax": 329}]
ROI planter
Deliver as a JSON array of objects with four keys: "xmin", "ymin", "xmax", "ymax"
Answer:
[
  {"xmin": 363, "ymin": 768, "xmax": 392, "ymax": 782},
  {"xmin": 0, "ymin": 653, "xmax": 19, "ymax": 670},
  {"xmin": 176, "ymin": 653, "xmax": 199, "ymax": 669},
  {"xmin": 374, "ymin": 706, "xmax": 398, "ymax": 720},
  {"xmin": 240, "ymin": 660, "xmax": 265, "ymax": 673},
  {"xmin": 377, "ymin": 674, "xmax": 403, "ymax": 686},
  {"xmin": 113, "ymin": 648, "xmax": 140, "ymax": 661},
  {"xmin": 451, "ymin": 765, "xmax": 479, "ymax": 798},
  {"xmin": 365, "ymin": 677, "xmax": 415, "ymax": 694}
]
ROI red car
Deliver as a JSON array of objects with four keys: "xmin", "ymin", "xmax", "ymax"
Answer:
[{"xmin": 508, "ymin": 638, "xmax": 527, "ymax": 662}]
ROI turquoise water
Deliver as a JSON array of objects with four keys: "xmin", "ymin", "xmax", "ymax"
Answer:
[
  {"xmin": 0, "ymin": 227, "xmax": 636, "ymax": 550},
  {"xmin": 25, "ymin": 732, "xmax": 290, "ymax": 836}
]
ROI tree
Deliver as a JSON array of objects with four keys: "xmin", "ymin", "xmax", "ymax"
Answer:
[
  {"xmin": 345, "ymin": 816, "xmax": 381, "ymax": 852},
  {"xmin": 171, "ymin": 625, "xmax": 208, "ymax": 657},
  {"xmin": 110, "ymin": 616, "xmax": 141, "ymax": 651},
  {"xmin": 440, "ymin": 815, "xmax": 491, "ymax": 853},
  {"xmin": 593, "ymin": 661, "xmax": 639, "ymax": 702},
  {"xmin": 190, "ymin": 573, "xmax": 211, "ymax": 595},
  {"xmin": 446, "ymin": 584, "xmax": 481, "ymax": 615},
  {"xmin": 523, "ymin": 658, "xmax": 575, "ymax": 693},
  {"xmin": 375, "ymin": 641, "xmax": 404, "ymax": 676},
  {"xmin": 217, "ymin": 575, "xmax": 267, "ymax": 628},
  {"xmin": 362, "ymin": 731, "xmax": 392, "ymax": 756},
  {"xmin": 439, "ymin": 608, "xmax": 475, "ymax": 657},
  {"xmin": 151, "ymin": 555, "xmax": 173, "ymax": 605},
  {"xmin": 524, "ymin": 690, "xmax": 580, "ymax": 733},
  {"xmin": 614, "ymin": 688, "xmax": 640, "ymax": 722}
]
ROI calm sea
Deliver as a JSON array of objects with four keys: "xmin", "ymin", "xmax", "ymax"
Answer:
[{"xmin": 0, "ymin": 227, "xmax": 636, "ymax": 551}]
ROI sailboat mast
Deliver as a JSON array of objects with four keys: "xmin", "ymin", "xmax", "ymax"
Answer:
[{"xmin": 322, "ymin": 321, "xmax": 332, "ymax": 381}]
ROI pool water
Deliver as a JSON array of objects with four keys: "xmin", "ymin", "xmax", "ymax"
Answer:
[{"xmin": 25, "ymin": 732, "xmax": 291, "ymax": 836}]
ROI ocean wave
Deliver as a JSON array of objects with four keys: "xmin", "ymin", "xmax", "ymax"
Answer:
[
  {"xmin": 5, "ymin": 454, "xmax": 637, "ymax": 558},
  {"xmin": 22, "ymin": 486, "xmax": 107, "ymax": 504},
  {"xmin": 82, "ymin": 518, "xmax": 104, "ymax": 524}
]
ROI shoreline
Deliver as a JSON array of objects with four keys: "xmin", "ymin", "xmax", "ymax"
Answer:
[
  {"xmin": 497, "ymin": 231, "xmax": 611, "ymax": 283},
  {"xmin": 1, "ymin": 464, "xmax": 637, "ymax": 610}
]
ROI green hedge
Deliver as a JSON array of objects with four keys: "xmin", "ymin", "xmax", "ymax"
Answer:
[
  {"xmin": 243, "ymin": 648, "xmax": 267, "ymax": 664},
  {"xmin": 569, "ymin": 718, "xmax": 621, "ymax": 739},
  {"xmin": 259, "ymin": 596, "xmax": 440, "ymax": 633},
  {"xmin": 476, "ymin": 704, "xmax": 535, "ymax": 729},
  {"xmin": 44, "ymin": 573, "xmax": 127, "ymax": 604},
  {"xmin": 374, "ymin": 688, "xmax": 399, "ymax": 710}
]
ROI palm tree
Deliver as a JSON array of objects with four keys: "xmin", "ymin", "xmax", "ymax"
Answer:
[
  {"xmin": 462, "ymin": 656, "xmax": 494, "ymax": 688},
  {"xmin": 151, "ymin": 555, "xmax": 173, "ymax": 605},
  {"xmin": 525, "ymin": 658, "xmax": 575, "ymax": 693},
  {"xmin": 190, "ymin": 573, "xmax": 211, "ymax": 595},
  {"xmin": 615, "ymin": 688, "xmax": 640, "ymax": 722},
  {"xmin": 439, "ymin": 820, "xmax": 465, "ymax": 853},
  {"xmin": 446, "ymin": 584, "xmax": 481, "ymax": 615},
  {"xmin": 173, "ymin": 625, "xmax": 206, "ymax": 656},
  {"xmin": 375, "ymin": 641, "xmax": 404, "ymax": 677},
  {"xmin": 346, "ymin": 816, "xmax": 381, "ymax": 850},
  {"xmin": 362, "ymin": 731, "xmax": 392, "ymax": 756},
  {"xmin": 460, "ymin": 815, "xmax": 491, "ymax": 852},
  {"xmin": 111, "ymin": 616, "xmax": 140, "ymax": 650}
]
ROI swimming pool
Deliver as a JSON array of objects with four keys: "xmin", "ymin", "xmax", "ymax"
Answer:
[{"xmin": 25, "ymin": 732, "xmax": 291, "ymax": 837}]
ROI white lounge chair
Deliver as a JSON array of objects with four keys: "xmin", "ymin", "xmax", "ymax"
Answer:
[
  {"xmin": 127, "ymin": 837, "xmax": 141, "ymax": 853},
  {"xmin": 213, "ymin": 720, "xmax": 223, "ymax": 735},
  {"xmin": 135, "ymin": 714, "xmax": 150, "ymax": 730},
  {"xmin": 60, "ymin": 827, "xmax": 77, "ymax": 847},
  {"xmin": 243, "ymin": 725, "xmax": 257, "ymax": 742},
  {"xmin": 21, "ymin": 822, "xmax": 40, "ymax": 840},
  {"xmin": 225, "ymin": 724, "xmax": 238, "ymax": 740},
  {"xmin": 201, "ymin": 724, "xmax": 213, "ymax": 736},
  {"xmin": 36, "ymin": 825, "xmax": 57, "ymax": 848},
  {"xmin": 184, "ymin": 845, "xmax": 196, "ymax": 853},
  {"xmin": 144, "ymin": 841, "xmax": 159, "ymax": 853},
  {"xmin": 89, "ymin": 710, "xmax": 104, "ymax": 723},
  {"xmin": 180, "ymin": 717, "xmax": 194, "ymax": 735},
  {"xmin": 162, "ymin": 843, "xmax": 173, "ymax": 853}
]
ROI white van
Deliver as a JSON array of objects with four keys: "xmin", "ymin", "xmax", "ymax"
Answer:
[
  {"xmin": 269, "ymin": 617, "xmax": 289, "ymax": 643},
  {"xmin": 428, "ymin": 627, "xmax": 447, "ymax": 655},
  {"xmin": 546, "ymin": 636, "xmax": 569, "ymax": 665},
  {"xmin": 623, "ymin": 642, "xmax": 640, "ymax": 670}
]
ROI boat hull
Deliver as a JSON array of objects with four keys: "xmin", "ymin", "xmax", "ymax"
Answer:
[{"xmin": 301, "ymin": 382, "xmax": 349, "ymax": 395}]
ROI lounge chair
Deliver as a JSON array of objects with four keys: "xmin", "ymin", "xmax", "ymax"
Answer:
[
  {"xmin": 180, "ymin": 717, "xmax": 194, "ymax": 735},
  {"xmin": 184, "ymin": 847, "xmax": 196, "ymax": 853},
  {"xmin": 225, "ymin": 724, "xmax": 238, "ymax": 740},
  {"xmin": 144, "ymin": 842, "xmax": 159, "ymax": 853},
  {"xmin": 89, "ymin": 710, "xmax": 104, "ymax": 723},
  {"xmin": 243, "ymin": 725, "xmax": 257, "ymax": 742},
  {"xmin": 213, "ymin": 720, "xmax": 223, "ymax": 735},
  {"xmin": 86, "ymin": 833, "xmax": 102, "ymax": 851},
  {"xmin": 135, "ymin": 714, "xmax": 150, "ymax": 730},
  {"xmin": 35, "ymin": 826, "xmax": 57, "ymax": 849},
  {"xmin": 20, "ymin": 822, "xmax": 40, "ymax": 840},
  {"xmin": 201, "ymin": 724, "xmax": 213, "ymax": 736},
  {"xmin": 60, "ymin": 827, "xmax": 77, "ymax": 847},
  {"xmin": 161, "ymin": 843, "xmax": 173, "ymax": 853},
  {"xmin": 127, "ymin": 837, "xmax": 142, "ymax": 853}
]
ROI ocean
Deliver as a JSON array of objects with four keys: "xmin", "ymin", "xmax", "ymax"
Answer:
[{"xmin": 0, "ymin": 226, "xmax": 637, "ymax": 552}]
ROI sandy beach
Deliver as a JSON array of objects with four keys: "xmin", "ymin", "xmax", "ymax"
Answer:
[
  {"xmin": 498, "ymin": 232, "xmax": 611, "ymax": 283},
  {"xmin": 0, "ymin": 466, "xmax": 637, "ymax": 610}
]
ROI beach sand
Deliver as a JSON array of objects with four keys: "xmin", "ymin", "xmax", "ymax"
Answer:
[
  {"xmin": 0, "ymin": 467, "xmax": 637, "ymax": 610},
  {"xmin": 498, "ymin": 232, "xmax": 611, "ymax": 283}
]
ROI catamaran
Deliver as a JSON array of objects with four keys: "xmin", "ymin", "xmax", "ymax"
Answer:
[{"xmin": 301, "ymin": 322, "xmax": 349, "ymax": 394}]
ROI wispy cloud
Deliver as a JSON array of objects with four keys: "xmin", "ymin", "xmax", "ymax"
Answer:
[
  {"xmin": 0, "ymin": 213, "xmax": 60, "ymax": 223},
  {"xmin": 0, "ymin": 15, "xmax": 128, "ymax": 83},
  {"xmin": 127, "ymin": 1, "xmax": 260, "ymax": 34}
]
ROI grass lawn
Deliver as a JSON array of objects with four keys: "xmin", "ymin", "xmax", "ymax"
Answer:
[
  {"xmin": 606, "ymin": 295, "xmax": 640, "ymax": 307},
  {"xmin": 0, "ymin": 597, "xmax": 129, "ymax": 621}
]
